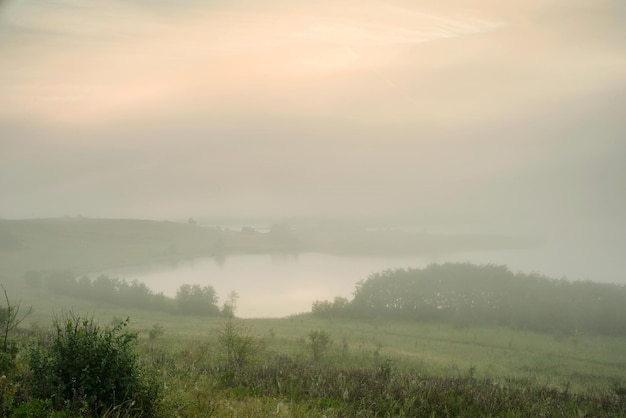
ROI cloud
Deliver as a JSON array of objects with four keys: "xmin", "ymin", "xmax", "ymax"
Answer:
[
  {"xmin": 0, "ymin": 0, "xmax": 624, "ymax": 225},
  {"xmin": 0, "ymin": 0, "xmax": 508, "ymax": 126}
]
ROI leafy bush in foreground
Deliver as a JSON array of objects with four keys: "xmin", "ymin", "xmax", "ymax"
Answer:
[{"xmin": 29, "ymin": 314, "xmax": 159, "ymax": 416}]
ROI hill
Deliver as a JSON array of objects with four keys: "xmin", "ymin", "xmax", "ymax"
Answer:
[{"xmin": 0, "ymin": 217, "xmax": 540, "ymax": 280}]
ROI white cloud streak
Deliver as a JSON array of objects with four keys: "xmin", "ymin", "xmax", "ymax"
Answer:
[{"xmin": 0, "ymin": 0, "xmax": 624, "ymax": 227}]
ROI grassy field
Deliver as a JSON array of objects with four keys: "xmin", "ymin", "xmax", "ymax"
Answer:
[
  {"xmin": 6, "ymin": 291, "xmax": 626, "ymax": 416},
  {"xmin": 1, "ymin": 217, "xmax": 625, "ymax": 416},
  {"xmin": 141, "ymin": 313, "xmax": 626, "ymax": 392},
  {"xmin": 20, "ymin": 298, "xmax": 622, "ymax": 395}
]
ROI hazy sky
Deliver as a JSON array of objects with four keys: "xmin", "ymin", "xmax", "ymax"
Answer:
[{"xmin": 1, "ymin": 0, "xmax": 624, "ymax": 232}]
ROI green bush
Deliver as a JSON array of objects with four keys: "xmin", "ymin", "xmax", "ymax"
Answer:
[
  {"xmin": 218, "ymin": 318, "xmax": 260, "ymax": 371},
  {"xmin": 175, "ymin": 284, "xmax": 220, "ymax": 316},
  {"xmin": 29, "ymin": 314, "xmax": 159, "ymax": 416},
  {"xmin": 308, "ymin": 330, "xmax": 331, "ymax": 362},
  {"xmin": 9, "ymin": 399, "xmax": 70, "ymax": 418}
]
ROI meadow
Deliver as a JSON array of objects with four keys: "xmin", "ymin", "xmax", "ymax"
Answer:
[
  {"xmin": 0, "ymin": 218, "xmax": 625, "ymax": 416},
  {"xmin": 1, "ymin": 289, "xmax": 625, "ymax": 416}
]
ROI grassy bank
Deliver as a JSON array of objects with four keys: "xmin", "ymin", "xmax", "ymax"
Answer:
[{"xmin": 1, "ymin": 285, "xmax": 625, "ymax": 416}]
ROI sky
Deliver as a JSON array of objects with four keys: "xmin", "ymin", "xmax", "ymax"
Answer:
[{"xmin": 1, "ymin": 0, "xmax": 625, "ymax": 236}]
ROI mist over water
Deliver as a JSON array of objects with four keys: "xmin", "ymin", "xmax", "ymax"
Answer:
[
  {"xmin": 99, "ymin": 232, "xmax": 624, "ymax": 318},
  {"xmin": 1, "ymin": 0, "xmax": 624, "ymax": 309}
]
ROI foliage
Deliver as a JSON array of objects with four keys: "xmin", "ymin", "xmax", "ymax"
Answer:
[
  {"xmin": 175, "ymin": 284, "xmax": 220, "ymax": 316},
  {"xmin": 311, "ymin": 297, "xmax": 349, "ymax": 318},
  {"xmin": 0, "ymin": 302, "xmax": 624, "ymax": 416},
  {"xmin": 5, "ymin": 260, "xmax": 626, "ymax": 416},
  {"xmin": 215, "ymin": 354, "xmax": 626, "ymax": 417},
  {"xmin": 221, "ymin": 291, "xmax": 239, "ymax": 319},
  {"xmin": 8, "ymin": 399, "xmax": 70, "ymax": 418},
  {"xmin": 34, "ymin": 271, "xmax": 175, "ymax": 313},
  {"xmin": 148, "ymin": 323, "xmax": 165, "ymax": 341},
  {"xmin": 218, "ymin": 318, "xmax": 260, "ymax": 372},
  {"xmin": 0, "ymin": 286, "xmax": 31, "ymax": 374},
  {"xmin": 29, "ymin": 314, "xmax": 159, "ymax": 416},
  {"xmin": 308, "ymin": 330, "xmax": 331, "ymax": 362},
  {"xmin": 313, "ymin": 262, "xmax": 626, "ymax": 336},
  {"xmin": 28, "ymin": 271, "xmax": 227, "ymax": 317}
]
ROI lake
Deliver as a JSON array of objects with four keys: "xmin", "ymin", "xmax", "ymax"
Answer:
[{"xmin": 98, "ymin": 235, "xmax": 624, "ymax": 318}]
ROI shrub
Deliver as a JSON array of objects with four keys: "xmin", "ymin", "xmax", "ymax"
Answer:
[
  {"xmin": 218, "ymin": 318, "xmax": 260, "ymax": 371},
  {"xmin": 308, "ymin": 330, "xmax": 331, "ymax": 362},
  {"xmin": 29, "ymin": 314, "xmax": 159, "ymax": 416},
  {"xmin": 148, "ymin": 323, "xmax": 165, "ymax": 341},
  {"xmin": 175, "ymin": 284, "xmax": 220, "ymax": 316},
  {"xmin": 9, "ymin": 399, "xmax": 70, "ymax": 418}
]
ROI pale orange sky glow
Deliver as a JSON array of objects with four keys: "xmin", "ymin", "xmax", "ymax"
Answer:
[
  {"xmin": 2, "ymin": 1, "xmax": 622, "ymax": 128},
  {"xmin": 1, "ymin": 0, "xmax": 509, "ymax": 126},
  {"xmin": 0, "ymin": 0, "xmax": 624, "ymax": 232}
]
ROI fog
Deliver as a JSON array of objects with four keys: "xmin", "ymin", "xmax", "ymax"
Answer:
[{"xmin": 1, "ymin": 1, "xmax": 625, "ymax": 251}]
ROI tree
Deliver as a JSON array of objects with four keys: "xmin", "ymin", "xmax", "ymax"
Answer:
[
  {"xmin": 222, "ymin": 291, "xmax": 239, "ymax": 318},
  {"xmin": 176, "ymin": 284, "xmax": 220, "ymax": 315}
]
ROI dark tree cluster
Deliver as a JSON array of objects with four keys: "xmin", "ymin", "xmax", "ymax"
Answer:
[
  {"xmin": 176, "ymin": 283, "xmax": 220, "ymax": 316},
  {"xmin": 311, "ymin": 297, "xmax": 350, "ymax": 319},
  {"xmin": 24, "ymin": 270, "xmax": 224, "ymax": 317},
  {"xmin": 313, "ymin": 263, "xmax": 626, "ymax": 336}
]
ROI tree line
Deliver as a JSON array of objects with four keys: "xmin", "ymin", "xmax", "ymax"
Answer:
[
  {"xmin": 24, "ymin": 270, "xmax": 224, "ymax": 316},
  {"xmin": 312, "ymin": 263, "xmax": 626, "ymax": 336}
]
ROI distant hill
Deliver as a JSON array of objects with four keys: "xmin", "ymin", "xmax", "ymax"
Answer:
[
  {"xmin": 0, "ymin": 217, "xmax": 540, "ymax": 279},
  {"xmin": 0, "ymin": 217, "xmax": 221, "ymax": 277}
]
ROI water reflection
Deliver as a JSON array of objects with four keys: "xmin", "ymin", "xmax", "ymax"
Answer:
[
  {"xmin": 98, "ymin": 238, "xmax": 624, "ymax": 318},
  {"xmin": 99, "ymin": 253, "xmax": 434, "ymax": 318}
]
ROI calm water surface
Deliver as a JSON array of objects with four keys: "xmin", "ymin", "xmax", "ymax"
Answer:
[
  {"xmin": 102, "ymin": 253, "xmax": 433, "ymax": 318},
  {"xmin": 99, "ymin": 237, "xmax": 624, "ymax": 318}
]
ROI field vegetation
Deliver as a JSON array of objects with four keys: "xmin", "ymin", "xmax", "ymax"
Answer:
[
  {"xmin": 0, "ymin": 218, "xmax": 624, "ymax": 416},
  {"xmin": 1, "ymin": 306, "xmax": 625, "ymax": 416}
]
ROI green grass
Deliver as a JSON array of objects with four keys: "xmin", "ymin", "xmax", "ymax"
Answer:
[
  {"xmin": 3, "ymin": 264, "xmax": 625, "ymax": 415},
  {"xmin": 2, "ymin": 286, "xmax": 625, "ymax": 416},
  {"xmin": 11, "ymin": 283, "xmax": 626, "ymax": 396},
  {"xmin": 136, "ymin": 315, "xmax": 626, "ymax": 416},
  {"xmin": 1, "ymin": 217, "xmax": 624, "ymax": 416}
]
